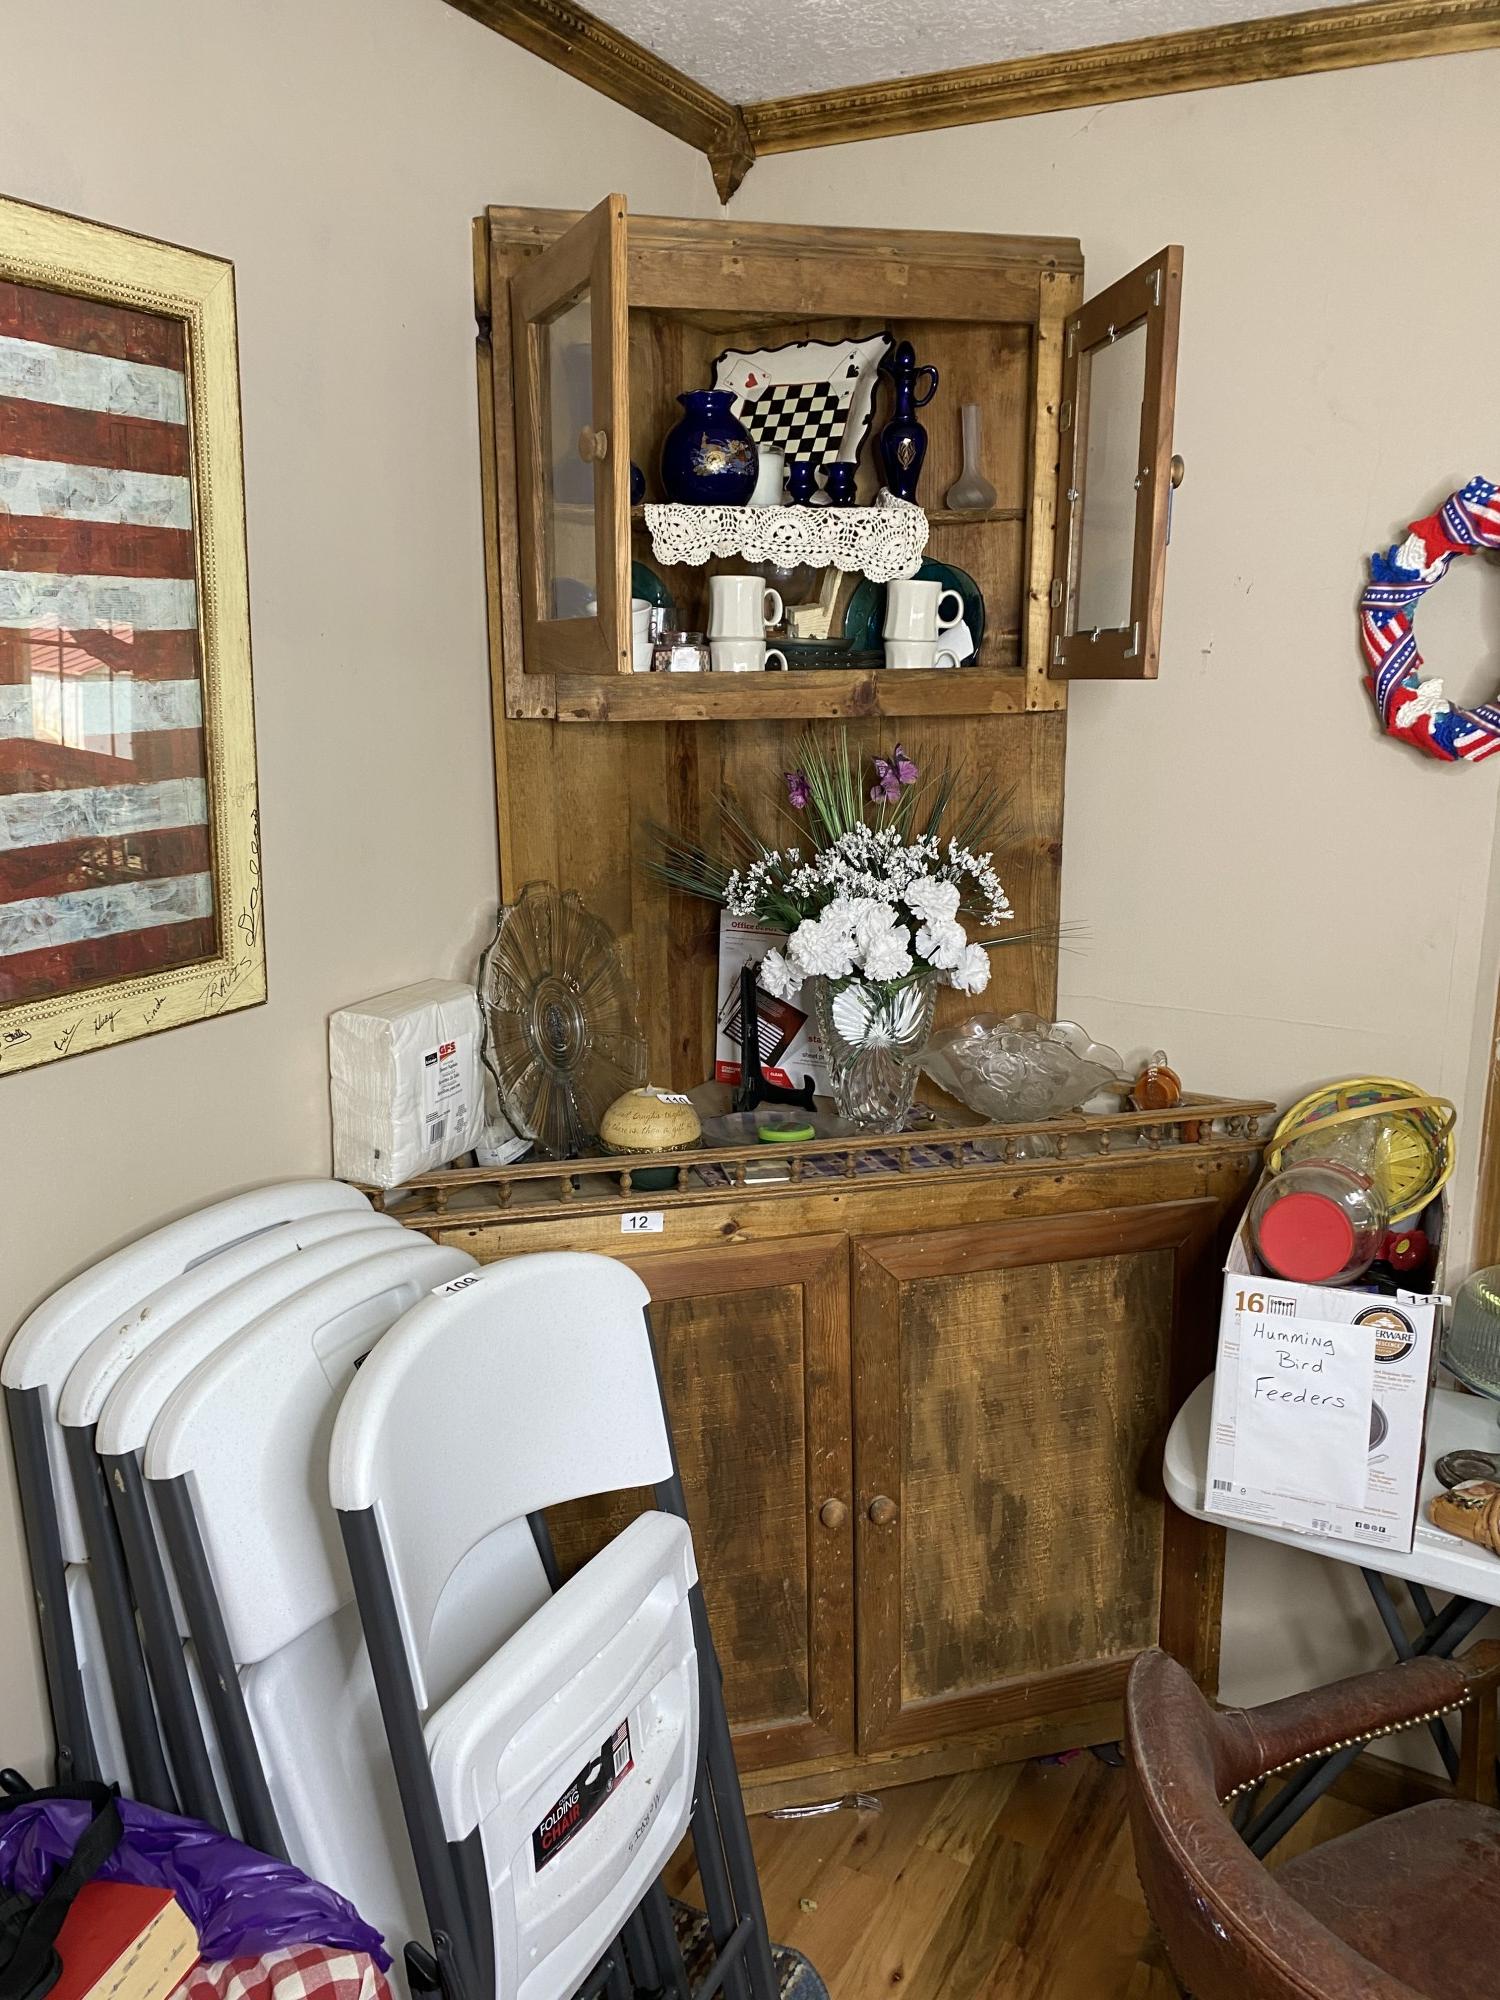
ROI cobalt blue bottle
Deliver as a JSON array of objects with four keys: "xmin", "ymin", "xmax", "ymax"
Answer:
[{"xmin": 878, "ymin": 342, "xmax": 940, "ymax": 501}]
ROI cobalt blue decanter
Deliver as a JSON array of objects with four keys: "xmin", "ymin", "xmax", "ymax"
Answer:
[{"xmin": 878, "ymin": 341, "xmax": 940, "ymax": 501}]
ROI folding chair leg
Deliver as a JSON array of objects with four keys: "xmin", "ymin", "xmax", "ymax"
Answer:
[
  {"xmin": 5, "ymin": 1386, "xmax": 96, "ymax": 1785},
  {"xmin": 339, "ymin": 1506, "xmax": 485, "ymax": 2000},
  {"xmin": 620, "ymin": 1905, "xmax": 665, "ymax": 1998},
  {"xmin": 104, "ymin": 1451, "xmax": 227, "ymax": 1829},
  {"xmin": 153, "ymin": 1475, "xmax": 287, "ymax": 1860},
  {"xmin": 62, "ymin": 1426, "xmax": 175, "ymax": 1810},
  {"xmin": 687, "ymin": 1776, "xmax": 752, "ymax": 2000},
  {"xmin": 638, "ymin": 1884, "xmax": 691, "ymax": 2000}
]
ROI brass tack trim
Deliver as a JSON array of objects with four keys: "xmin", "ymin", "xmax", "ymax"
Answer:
[{"xmin": 1218, "ymin": 1695, "xmax": 1470, "ymax": 1803}]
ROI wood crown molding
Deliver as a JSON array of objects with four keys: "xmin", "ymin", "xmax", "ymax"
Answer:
[
  {"xmin": 440, "ymin": 0, "xmax": 752, "ymax": 199},
  {"xmin": 447, "ymin": 0, "xmax": 1500, "ymax": 199},
  {"xmin": 743, "ymin": 0, "xmax": 1500, "ymax": 152}
]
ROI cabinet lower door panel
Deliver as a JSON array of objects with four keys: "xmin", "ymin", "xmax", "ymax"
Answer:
[
  {"xmin": 853, "ymin": 1201, "xmax": 1217, "ymax": 1751},
  {"xmin": 545, "ymin": 1235, "xmax": 853, "ymax": 1771}
]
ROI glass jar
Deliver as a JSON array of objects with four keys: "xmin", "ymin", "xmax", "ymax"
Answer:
[
  {"xmin": 1445, "ymin": 1267, "xmax": 1500, "ymax": 1401},
  {"xmin": 1248, "ymin": 1160, "xmax": 1388, "ymax": 1285},
  {"xmin": 650, "ymin": 629, "xmax": 709, "ymax": 674}
]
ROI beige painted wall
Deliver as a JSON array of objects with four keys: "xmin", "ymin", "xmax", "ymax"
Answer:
[
  {"xmin": 731, "ymin": 52, "xmax": 1500, "ymax": 1713},
  {"xmin": 0, "ymin": 0, "xmax": 713, "ymax": 1770},
  {"xmin": 4, "ymin": 4, "xmax": 1497, "ymax": 1774}
]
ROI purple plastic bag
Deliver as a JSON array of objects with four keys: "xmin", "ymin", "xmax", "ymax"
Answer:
[{"xmin": 0, "ymin": 1795, "xmax": 390, "ymax": 1970}]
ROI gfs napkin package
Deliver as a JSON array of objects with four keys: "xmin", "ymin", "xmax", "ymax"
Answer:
[
  {"xmin": 1204, "ymin": 1215, "xmax": 1440, "ymax": 1554},
  {"xmin": 330, "ymin": 980, "xmax": 485, "ymax": 1188}
]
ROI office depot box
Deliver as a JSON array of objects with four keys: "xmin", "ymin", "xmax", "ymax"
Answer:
[
  {"xmin": 1204, "ymin": 1210, "xmax": 1441, "ymax": 1554},
  {"xmin": 712, "ymin": 914, "xmax": 830, "ymax": 1095}
]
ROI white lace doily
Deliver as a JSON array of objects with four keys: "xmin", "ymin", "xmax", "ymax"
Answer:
[{"xmin": 644, "ymin": 491, "xmax": 928, "ymax": 583}]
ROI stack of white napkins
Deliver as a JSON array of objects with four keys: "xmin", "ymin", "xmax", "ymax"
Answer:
[{"xmin": 329, "ymin": 980, "xmax": 486, "ymax": 1188}]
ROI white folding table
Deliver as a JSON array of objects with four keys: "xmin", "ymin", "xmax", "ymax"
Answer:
[{"xmin": 1165, "ymin": 1374, "xmax": 1500, "ymax": 1852}]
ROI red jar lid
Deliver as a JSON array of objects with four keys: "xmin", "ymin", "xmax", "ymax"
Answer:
[{"xmin": 1257, "ymin": 1190, "xmax": 1356, "ymax": 1282}]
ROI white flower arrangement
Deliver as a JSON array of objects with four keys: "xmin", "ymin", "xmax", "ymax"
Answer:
[{"xmin": 651, "ymin": 734, "xmax": 1020, "ymax": 1008}]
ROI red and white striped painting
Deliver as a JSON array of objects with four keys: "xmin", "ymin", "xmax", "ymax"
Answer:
[{"xmin": 0, "ymin": 279, "xmax": 216, "ymax": 1007}]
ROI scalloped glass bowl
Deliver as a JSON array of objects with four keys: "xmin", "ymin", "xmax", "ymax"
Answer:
[{"xmin": 920, "ymin": 1013, "xmax": 1126, "ymax": 1124}]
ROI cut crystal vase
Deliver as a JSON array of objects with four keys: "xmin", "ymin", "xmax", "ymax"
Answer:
[{"xmin": 809, "ymin": 975, "xmax": 938, "ymax": 1133}]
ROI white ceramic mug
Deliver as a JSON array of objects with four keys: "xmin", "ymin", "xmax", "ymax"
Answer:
[
  {"xmin": 631, "ymin": 600, "xmax": 657, "ymax": 672},
  {"xmin": 709, "ymin": 574, "xmax": 783, "ymax": 638},
  {"xmin": 885, "ymin": 639, "xmax": 960, "ymax": 671},
  {"xmin": 750, "ymin": 445, "xmax": 786, "ymax": 507},
  {"xmin": 711, "ymin": 639, "xmax": 789, "ymax": 673},
  {"xmin": 883, "ymin": 579, "xmax": 964, "ymax": 643}
]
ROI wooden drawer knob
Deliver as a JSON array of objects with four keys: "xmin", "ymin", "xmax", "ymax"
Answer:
[
  {"xmin": 818, "ymin": 1498, "xmax": 848, "ymax": 1531},
  {"xmin": 577, "ymin": 426, "xmax": 610, "ymax": 463},
  {"xmin": 866, "ymin": 1494, "xmax": 898, "ymax": 1527}
]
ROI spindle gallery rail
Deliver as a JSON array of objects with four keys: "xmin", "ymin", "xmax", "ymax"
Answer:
[{"xmin": 359, "ymin": 1094, "xmax": 1273, "ymax": 1227}]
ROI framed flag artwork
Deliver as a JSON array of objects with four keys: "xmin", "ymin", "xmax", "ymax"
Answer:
[{"xmin": 0, "ymin": 192, "xmax": 263, "ymax": 1073}]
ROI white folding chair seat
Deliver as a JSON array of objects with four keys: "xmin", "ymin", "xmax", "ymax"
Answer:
[
  {"xmin": 330, "ymin": 1252, "xmax": 779, "ymax": 2000},
  {"xmin": 2, "ymin": 1179, "xmax": 374, "ymax": 1790},
  {"xmin": 424, "ymin": 1512, "xmax": 698, "ymax": 2000},
  {"xmin": 245, "ymin": 1602, "xmax": 423, "ymax": 1972}
]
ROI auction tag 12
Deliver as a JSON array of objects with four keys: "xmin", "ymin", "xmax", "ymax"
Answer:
[{"xmin": 621, "ymin": 1211, "xmax": 664, "ymax": 1234}]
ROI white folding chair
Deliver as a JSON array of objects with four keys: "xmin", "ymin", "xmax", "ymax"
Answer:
[
  {"xmin": 330, "ymin": 1252, "xmax": 779, "ymax": 2000},
  {"xmin": 69, "ymin": 1211, "xmax": 404, "ymax": 1821},
  {"xmin": 90, "ymin": 1229, "xmax": 446, "ymax": 1851},
  {"xmin": 139, "ymin": 1235, "xmax": 554, "ymax": 1968},
  {"xmin": 2, "ymin": 1180, "xmax": 374, "ymax": 1792}
]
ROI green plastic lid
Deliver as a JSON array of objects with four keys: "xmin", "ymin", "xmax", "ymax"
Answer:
[{"xmin": 759, "ymin": 1121, "xmax": 815, "ymax": 1143}]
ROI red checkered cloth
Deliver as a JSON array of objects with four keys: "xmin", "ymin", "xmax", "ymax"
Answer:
[{"xmin": 172, "ymin": 1944, "xmax": 392, "ymax": 2000}]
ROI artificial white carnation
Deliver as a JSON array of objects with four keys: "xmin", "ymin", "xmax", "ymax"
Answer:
[
  {"xmin": 787, "ymin": 911, "xmax": 856, "ymax": 981},
  {"xmin": 905, "ymin": 877, "xmax": 962, "ymax": 926},
  {"xmin": 758, "ymin": 948, "xmax": 800, "ymax": 1001},
  {"xmin": 915, "ymin": 917, "xmax": 968, "ymax": 972},
  {"xmin": 951, "ymin": 943, "xmax": 992, "ymax": 994},
  {"xmin": 859, "ymin": 924, "xmax": 914, "ymax": 982}
]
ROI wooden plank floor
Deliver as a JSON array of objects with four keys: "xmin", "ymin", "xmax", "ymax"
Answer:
[{"xmin": 671, "ymin": 1755, "xmax": 1371, "ymax": 2000}]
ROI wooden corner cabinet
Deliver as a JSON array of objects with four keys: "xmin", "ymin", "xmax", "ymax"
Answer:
[
  {"xmin": 476, "ymin": 197, "xmax": 1182, "ymax": 725},
  {"xmin": 459, "ymin": 192, "xmax": 1225, "ymax": 1810},
  {"xmin": 378, "ymin": 1107, "xmax": 1267, "ymax": 1810}
]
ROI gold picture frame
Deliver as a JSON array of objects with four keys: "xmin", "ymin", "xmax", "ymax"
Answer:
[{"xmin": 0, "ymin": 193, "xmax": 263, "ymax": 1073}]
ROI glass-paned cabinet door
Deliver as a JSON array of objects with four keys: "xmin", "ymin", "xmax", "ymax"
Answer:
[
  {"xmin": 1049, "ymin": 247, "xmax": 1183, "ymax": 680},
  {"xmin": 510, "ymin": 193, "xmax": 631, "ymax": 676}
]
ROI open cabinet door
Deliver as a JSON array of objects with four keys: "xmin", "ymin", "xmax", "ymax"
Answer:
[
  {"xmin": 1049, "ymin": 247, "xmax": 1183, "ymax": 680},
  {"xmin": 510, "ymin": 194, "xmax": 631, "ymax": 676}
]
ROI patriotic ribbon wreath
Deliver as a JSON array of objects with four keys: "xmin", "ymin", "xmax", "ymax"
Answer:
[{"xmin": 1361, "ymin": 476, "xmax": 1500, "ymax": 763}]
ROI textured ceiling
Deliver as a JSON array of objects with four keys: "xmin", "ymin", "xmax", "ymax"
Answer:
[{"xmin": 591, "ymin": 0, "xmax": 1324, "ymax": 100}]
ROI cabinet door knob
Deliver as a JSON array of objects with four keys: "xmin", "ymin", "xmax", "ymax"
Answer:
[
  {"xmin": 866, "ymin": 1494, "xmax": 898, "ymax": 1527},
  {"xmin": 1170, "ymin": 453, "xmax": 1186, "ymax": 489},
  {"xmin": 577, "ymin": 426, "xmax": 610, "ymax": 464},
  {"xmin": 818, "ymin": 1498, "xmax": 848, "ymax": 1531}
]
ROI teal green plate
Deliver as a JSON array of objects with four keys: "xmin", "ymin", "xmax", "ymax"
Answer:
[
  {"xmin": 632, "ymin": 561, "xmax": 676, "ymax": 619},
  {"xmin": 844, "ymin": 560, "xmax": 986, "ymax": 665}
]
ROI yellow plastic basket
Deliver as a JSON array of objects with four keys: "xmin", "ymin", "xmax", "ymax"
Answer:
[{"xmin": 1265, "ymin": 1076, "xmax": 1455, "ymax": 1225}]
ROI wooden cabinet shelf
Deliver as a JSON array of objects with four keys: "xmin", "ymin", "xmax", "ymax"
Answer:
[
  {"xmin": 547, "ymin": 664, "xmax": 1028, "ymax": 723},
  {"xmin": 927, "ymin": 505, "xmax": 1027, "ymax": 526}
]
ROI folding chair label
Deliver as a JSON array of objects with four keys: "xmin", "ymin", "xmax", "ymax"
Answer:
[{"xmin": 531, "ymin": 1721, "xmax": 634, "ymax": 1872}]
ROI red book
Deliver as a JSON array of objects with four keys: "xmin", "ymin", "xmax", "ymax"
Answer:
[{"xmin": 48, "ymin": 1882, "xmax": 198, "ymax": 2000}]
